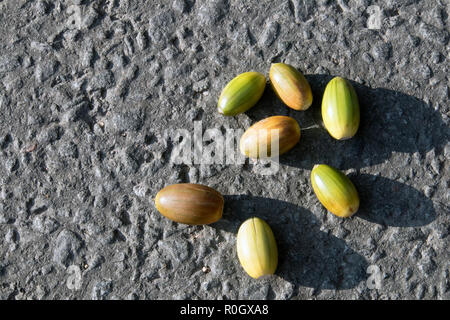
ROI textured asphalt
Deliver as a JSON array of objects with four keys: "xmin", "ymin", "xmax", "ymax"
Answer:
[{"xmin": 0, "ymin": 0, "xmax": 449, "ymax": 300}]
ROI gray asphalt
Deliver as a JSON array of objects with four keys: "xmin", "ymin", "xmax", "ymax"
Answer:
[{"xmin": 0, "ymin": 0, "xmax": 449, "ymax": 300}]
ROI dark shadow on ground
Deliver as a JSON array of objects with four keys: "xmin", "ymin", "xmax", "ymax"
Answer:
[
  {"xmin": 351, "ymin": 173, "xmax": 437, "ymax": 227},
  {"xmin": 212, "ymin": 195, "xmax": 368, "ymax": 291},
  {"xmin": 245, "ymin": 74, "xmax": 449, "ymax": 170}
]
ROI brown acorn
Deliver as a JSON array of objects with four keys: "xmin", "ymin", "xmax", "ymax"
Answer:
[
  {"xmin": 155, "ymin": 183, "xmax": 224, "ymax": 225},
  {"xmin": 240, "ymin": 115, "xmax": 301, "ymax": 159}
]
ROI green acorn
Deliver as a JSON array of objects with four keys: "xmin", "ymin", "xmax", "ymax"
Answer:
[
  {"xmin": 217, "ymin": 72, "xmax": 266, "ymax": 116},
  {"xmin": 236, "ymin": 217, "xmax": 278, "ymax": 279},
  {"xmin": 310, "ymin": 164, "xmax": 360, "ymax": 218},
  {"xmin": 322, "ymin": 77, "xmax": 360, "ymax": 140}
]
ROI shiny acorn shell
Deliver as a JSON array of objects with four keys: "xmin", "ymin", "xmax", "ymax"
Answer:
[
  {"xmin": 239, "ymin": 115, "xmax": 301, "ymax": 159},
  {"xmin": 155, "ymin": 183, "xmax": 224, "ymax": 225},
  {"xmin": 269, "ymin": 63, "xmax": 313, "ymax": 111},
  {"xmin": 310, "ymin": 164, "xmax": 360, "ymax": 218},
  {"xmin": 217, "ymin": 71, "xmax": 266, "ymax": 116},
  {"xmin": 321, "ymin": 77, "xmax": 360, "ymax": 140},
  {"xmin": 236, "ymin": 217, "xmax": 278, "ymax": 279}
]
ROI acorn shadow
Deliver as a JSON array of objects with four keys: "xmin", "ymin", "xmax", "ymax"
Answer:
[
  {"xmin": 213, "ymin": 195, "xmax": 368, "ymax": 290},
  {"xmin": 351, "ymin": 173, "xmax": 437, "ymax": 227},
  {"xmin": 246, "ymin": 74, "xmax": 449, "ymax": 170}
]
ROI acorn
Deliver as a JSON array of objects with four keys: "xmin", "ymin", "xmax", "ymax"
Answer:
[
  {"xmin": 321, "ymin": 76, "xmax": 360, "ymax": 140},
  {"xmin": 310, "ymin": 164, "xmax": 360, "ymax": 218},
  {"xmin": 155, "ymin": 183, "xmax": 224, "ymax": 225},
  {"xmin": 240, "ymin": 115, "xmax": 301, "ymax": 159},
  {"xmin": 269, "ymin": 63, "xmax": 313, "ymax": 111},
  {"xmin": 217, "ymin": 71, "xmax": 266, "ymax": 116},
  {"xmin": 236, "ymin": 217, "xmax": 278, "ymax": 279}
]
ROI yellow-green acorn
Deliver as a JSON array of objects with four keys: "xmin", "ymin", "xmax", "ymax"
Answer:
[
  {"xmin": 310, "ymin": 164, "xmax": 360, "ymax": 218},
  {"xmin": 240, "ymin": 115, "xmax": 301, "ymax": 159},
  {"xmin": 269, "ymin": 63, "xmax": 313, "ymax": 111},
  {"xmin": 217, "ymin": 72, "xmax": 266, "ymax": 116},
  {"xmin": 322, "ymin": 76, "xmax": 360, "ymax": 140},
  {"xmin": 236, "ymin": 217, "xmax": 278, "ymax": 279}
]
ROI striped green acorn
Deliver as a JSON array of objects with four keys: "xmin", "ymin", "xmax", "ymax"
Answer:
[
  {"xmin": 269, "ymin": 63, "xmax": 313, "ymax": 111},
  {"xmin": 311, "ymin": 164, "xmax": 360, "ymax": 218},
  {"xmin": 217, "ymin": 72, "xmax": 266, "ymax": 116},
  {"xmin": 322, "ymin": 77, "xmax": 360, "ymax": 140},
  {"xmin": 236, "ymin": 217, "xmax": 278, "ymax": 279}
]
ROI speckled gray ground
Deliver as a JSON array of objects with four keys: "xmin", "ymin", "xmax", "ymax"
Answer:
[{"xmin": 0, "ymin": 0, "xmax": 449, "ymax": 300}]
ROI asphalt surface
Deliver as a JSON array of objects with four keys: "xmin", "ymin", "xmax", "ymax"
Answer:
[{"xmin": 0, "ymin": 0, "xmax": 449, "ymax": 300}]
